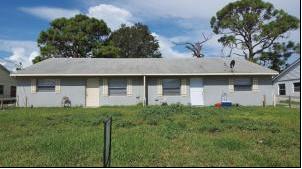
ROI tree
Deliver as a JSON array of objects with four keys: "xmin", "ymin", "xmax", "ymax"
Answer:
[
  {"xmin": 174, "ymin": 33, "xmax": 211, "ymax": 58},
  {"xmin": 210, "ymin": 0, "xmax": 299, "ymax": 62},
  {"xmin": 259, "ymin": 41, "xmax": 300, "ymax": 72},
  {"xmin": 34, "ymin": 14, "xmax": 119, "ymax": 63},
  {"xmin": 110, "ymin": 23, "xmax": 161, "ymax": 58}
]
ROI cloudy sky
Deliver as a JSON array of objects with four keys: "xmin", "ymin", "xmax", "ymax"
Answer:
[{"xmin": 0, "ymin": 0, "xmax": 300, "ymax": 70}]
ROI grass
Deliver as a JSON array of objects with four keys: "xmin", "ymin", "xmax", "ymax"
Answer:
[
  {"xmin": 0, "ymin": 105, "xmax": 300, "ymax": 167},
  {"xmin": 279, "ymin": 100, "xmax": 300, "ymax": 105}
]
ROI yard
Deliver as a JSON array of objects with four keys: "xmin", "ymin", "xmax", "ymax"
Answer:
[{"xmin": 0, "ymin": 105, "xmax": 300, "ymax": 167}]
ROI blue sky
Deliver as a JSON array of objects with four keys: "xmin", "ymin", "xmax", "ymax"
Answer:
[{"xmin": 0, "ymin": 0, "xmax": 300, "ymax": 70}]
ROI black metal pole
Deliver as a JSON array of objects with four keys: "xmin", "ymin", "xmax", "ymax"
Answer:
[{"xmin": 103, "ymin": 117, "xmax": 112, "ymax": 167}]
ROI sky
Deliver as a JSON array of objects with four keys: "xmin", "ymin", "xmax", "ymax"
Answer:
[{"xmin": 0, "ymin": 0, "xmax": 300, "ymax": 70}]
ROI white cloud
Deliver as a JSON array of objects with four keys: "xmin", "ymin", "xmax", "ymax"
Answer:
[
  {"xmin": 122, "ymin": 0, "xmax": 234, "ymax": 20},
  {"xmin": 152, "ymin": 33, "xmax": 191, "ymax": 58},
  {"xmin": 115, "ymin": 0, "xmax": 299, "ymax": 20},
  {"xmin": 20, "ymin": 4, "xmax": 134, "ymax": 31},
  {"xmin": 87, "ymin": 4, "xmax": 134, "ymax": 30},
  {"xmin": 19, "ymin": 7, "xmax": 81, "ymax": 21},
  {"xmin": 0, "ymin": 40, "xmax": 39, "ymax": 71}
]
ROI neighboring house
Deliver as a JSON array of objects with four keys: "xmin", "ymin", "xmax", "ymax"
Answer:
[
  {"xmin": 11, "ymin": 58, "xmax": 278, "ymax": 107},
  {"xmin": 0, "ymin": 64, "xmax": 16, "ymax": 98},
  {"xmin": 273, "ymin": 58, "xmax": 300, "ymax": 100}
]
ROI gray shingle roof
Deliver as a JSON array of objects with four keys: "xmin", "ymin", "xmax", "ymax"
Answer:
[{"xmin": 11, "ymin": 57, "xmax": 278, "ymax": 76}]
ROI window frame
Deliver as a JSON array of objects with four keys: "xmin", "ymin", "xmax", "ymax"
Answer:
[
  {"xmin": 293, "ymin": 82, "xmax": 300, "ymax": 93},
  {"xmin": 278, "ymin": 83, "xmax": 286, "ymax": 96},
  {"xmin": 36, "ymin": 79, "xmax": 56, "ymax": 92},
  {"xmin": 233, "ymin": 78, "xmax": 252, "ymax": 91},
  {"xmin": 162, "ymin": 78, "xmax": 181, "ymax": 96},
  {"xmin": 108, "ymin": 79, "xmax": 127, "ymax": 96}
]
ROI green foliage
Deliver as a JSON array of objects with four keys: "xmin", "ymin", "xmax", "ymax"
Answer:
[
  {"xmin": 214, "ymin": 138, "xmax": 246, "ymax": 151},
  {"xmin": 139, "ymin": 104, "xmax": 185, "ymax": 121},
  {"xmin": 259, "ymin": 41, "xmax": 300, "ymax": 72},
  {"xmin": 211, "ymin": 0, "xmax": 299, "ymax": 61},
  {"xmin": 92, "ymin": 41, "xmax": 121, "ymax": 58},
  {"xmin": 110, "ymin": 23, "xmax": 161, "ymax": 58},
  {"xmin": 0, "ymin": 106, "xmax": 299, "ymax": 167},
  {"xmin": 34, "ymin": 14, "xmax": 116, "ymax": 63}
]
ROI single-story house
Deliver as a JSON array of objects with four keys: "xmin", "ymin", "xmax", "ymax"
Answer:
[
  {"xmin": 0, "ymin": 64, "xmax": 16, "ymax": 98},
  {"xmin": 273, "ymin": 58, "xmax": 300, "ymax": 101},
  {"xmin": 11, "ymin": 57, "xmax": 278, "ymax": 107}
]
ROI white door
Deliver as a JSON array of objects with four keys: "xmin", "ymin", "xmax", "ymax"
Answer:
[
  {"xmin": 190, "ymin": 78, "xmax": 204, "ymax": 106},
  {"xmin": 86, "ymin": 78, "xmax": 100, "ymax": 107}
]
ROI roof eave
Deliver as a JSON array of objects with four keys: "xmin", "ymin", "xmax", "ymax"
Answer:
[{"xmin": 11, "ymin": 72, "xmax": 278, "ymax": 77}]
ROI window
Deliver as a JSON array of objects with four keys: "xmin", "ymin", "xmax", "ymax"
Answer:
[
  {"xmin": 0, "ymin": 85, "xmax": 3, "ymax": 95},
  {"xmin": 278, "ymin": 84, "xmax": 286, "ymax": 95},
  {"xmin": 234, "ymin": 78, "xmax": 252, "ymax": 91},
  {"xmin": 294, "ymin": 82, "xmax": 300, "ymax": 92},
  {"xmin": 37, "ymin": 79, "xmax": 56, "ymax": 92},
  {"xmin": 163, "ymin": 79, "xmax": 181, "ymax": 95},
  {"xmin": 108, "ymin": 79, "xmax": 127, "ymax": 96},
  {"xmin": 10, "ymin": 86, "xmax": 16, "ymax": 97}
]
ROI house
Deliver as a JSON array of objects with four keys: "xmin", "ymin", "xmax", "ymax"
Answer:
[
  {"xmin": 0, "ymin": 64, "xmax": 16, "ymax": 98},
  {"xmin": 11, "ymin": 57, "xmax": 278, "ymax": 107},
  {"xmin": 273, "ymin": 58, "xmax": 300, "ymax": 101}
]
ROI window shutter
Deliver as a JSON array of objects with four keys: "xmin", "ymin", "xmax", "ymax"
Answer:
[
  {"xmin": 31, "ymin": 79, "xmax": 36, "ymax": 94},
  {"xmin": 252, "ymin": 78, "xmax": 259, "ymax": 91},
  {"xmin": 127, "ymin": 78, "xmax": 132, "ymax": 96},
  {"xmin": 55, "ymin": 79, "xmax": 61, "ymax": 93},
  {"xmin": 103, "ymin": 78, "xmax": 108, "ymax": 96},
  {"xmin": 157, "ymin": 79, "xmax": 163, "ymax": 96},
  {"xmin": 181, "ymin": 78, "xmax": 187, "ymax": 96},
  {"xmin": 229, "ymin": 78, "xmax": 234, "ymax": 92}
]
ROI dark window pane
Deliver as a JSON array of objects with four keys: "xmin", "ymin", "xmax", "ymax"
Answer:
[
  {"xmin": 234, "ymin": 85, "xmax": 252, "ymax": 91},
  {"xmin": 294, "ymin": 82, "xmax": 300, "ymax": 92},
  {"xmin": 163, "ymin": 89, "xmax": 180, "ymax": 95},
  {"xmin": 0, "ymin": 85, "xmax": 3, "ymax": 95},
  {"xmin": 163, "ymin": 79, "xmax": 180, "ymax": 96},
  {"xmin": 234, "ymin": 78, "xmax": 252, "ymax": 91},
  {"xmin": 10, "ymin": 86, "xmax": 16, "ymax": 97},
  {"xmin": 37, "ymin": 79, "xmax": 56, "ymax": 92},
  {"xmin": 278, "ymin": 84, "xmax": 286, "ymax": 95},
  {"xmin": 108, "ymin": 79, "xmax": 127, "ymax": 96}
]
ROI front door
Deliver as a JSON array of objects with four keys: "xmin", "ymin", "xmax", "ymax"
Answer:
[
  {"xmin": 190, "ymin": 78, "xmax": 204, "ymax": 106},
  {"xmin": 86, "ymin": 78, "xmax": 100, "ymax": 107}
]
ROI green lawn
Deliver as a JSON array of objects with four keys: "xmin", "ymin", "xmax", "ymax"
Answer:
[{"xmin": 0, "ymin": 106, "xmax": 300, "ymax": 167}]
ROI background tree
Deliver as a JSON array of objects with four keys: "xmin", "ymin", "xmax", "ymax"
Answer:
[
  {"xmin": 259, "ymin": 41, "xmax": 300, "ymax": 72},
  {"xmin": 210, "ymin": 0, "xmax": 299, "ymax": 62},
  {"xmin": 110, "ymin": 23, "xmax": 161, "ymax": 58},
  {"xmin": 34, "ymin": 14, "xmax": 119, "ymax": 63}
]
